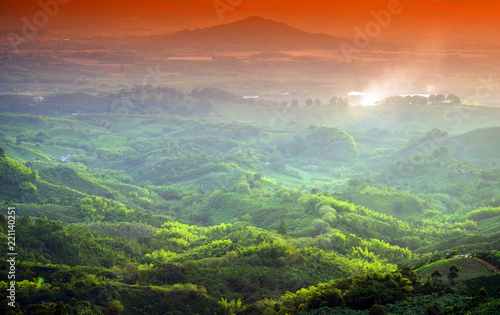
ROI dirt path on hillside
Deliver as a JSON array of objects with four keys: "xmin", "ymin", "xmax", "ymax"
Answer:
[{"xmin": 473, "ymin": 258, "xmax": 500, "ymax": 273}]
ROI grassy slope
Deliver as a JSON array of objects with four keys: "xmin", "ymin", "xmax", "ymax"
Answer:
[
  {"xmin": 416, "ymin": 257, "xmax": 496, "ymax": 284},
  {"xmin": 2, "ymin": 144, "xmax": 52, "ymax": 162}
]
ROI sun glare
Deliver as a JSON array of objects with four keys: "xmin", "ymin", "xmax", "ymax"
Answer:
[
  {"xmin": 348, "ymin": 91, "xmax": 382, "ymax": 106},
  {"xmin": 360, "ymin": 94, "xmax": 382, "ymax": 106}
]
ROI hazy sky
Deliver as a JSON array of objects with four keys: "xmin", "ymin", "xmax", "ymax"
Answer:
[{"xmin": 1, "ymin": 0, "xmax": 499, "ymax": 43}]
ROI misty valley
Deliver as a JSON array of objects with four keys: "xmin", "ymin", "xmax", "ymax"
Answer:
[{"xmin": 0, "ymin": 11, "xmax": 500, "ymax": 315}]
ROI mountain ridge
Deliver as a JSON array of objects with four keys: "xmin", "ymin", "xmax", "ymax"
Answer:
[{"xmin": 142, "ymin": 16, "xmax": 342, "ymax": 50}]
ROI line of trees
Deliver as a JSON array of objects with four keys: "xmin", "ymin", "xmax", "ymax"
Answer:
[
  {"xmin": 384, "ymin": 94, "xmax": 461, "ymax": 106},
  {"xmin": 288, "ymin": 96, "xmax": 349, "ymax": 108}
]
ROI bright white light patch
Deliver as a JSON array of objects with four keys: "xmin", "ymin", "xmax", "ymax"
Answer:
[
  {"xmin": 348, "ymin": 91, "xmax": 381, "ymax": 106},
  {"xmin": 360, "ymin": 94, "xmax": 381, "ymax": 106},
  {"xmin": 348, "ymin": 91, "xmax": 369, "ymax": 96}
]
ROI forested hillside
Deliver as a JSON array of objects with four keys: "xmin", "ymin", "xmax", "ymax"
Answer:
[{"xmin": 1, "ymin": 90, "xmax": 500, "ymax": 314}]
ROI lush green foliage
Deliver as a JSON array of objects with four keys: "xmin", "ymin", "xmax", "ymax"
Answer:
[{"xmin": 0, "ymin": 93, "xmax": 499, "ymax": 313}]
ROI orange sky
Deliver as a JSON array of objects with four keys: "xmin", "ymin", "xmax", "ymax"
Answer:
[{"xmin": 1, "ymin": 0, "xmax": 499, "ymax": 43}]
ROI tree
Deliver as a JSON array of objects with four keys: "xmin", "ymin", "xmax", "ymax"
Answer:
[
  {"xmin": 54, "ymin": 302, "xmax": 68, "ymax": 315},
  {"xmin": 0, "ymin": 147, "xmax": 4, "ymax": 157},
  {"xmin": 235, "ymin": 181, "xmax": 251, "ymax": 195},
  {"xmin": 217, "ymin": 298, "xmax": 242, "ymax": 315},
  {"xmin": 339, "ymin": 98, "xmax": 349, "ymax": 106},
  {"xmin": 429, "ymin": 94, "xmax": 445, "ymax": 104},
  {"xmin": 430, "ymin": 270, "xmax": 442, "ymax": 285},
  {"xmin": 344, "ymin": 272, "xmax": 413, "ymax": 310},
  {"xmin": 478, "ymin": 287, "xmax": 488, "ymax": 298},
  {"xmin": 314, "ymin": 99, "xmax": 322, "ymax": 106},
  {"xmin": 277, "ymin": 220, "xmax": 288, "ymax": 236},
  {"xmin": 305, "ymin": 98, "xmax": 313, "ymax": 106},
  {"xmin": 242, "ymin": 214, "xmax": 253, "ymax": 223},
  {"xmin": 447, "ymin": 94, "xmax": 461, "ymax": 105},
  {"xmin": 412, "ymin": 95, "xmax": 428, "ymax": 106},
  {"xmin": 281, "ymin": 192, "xmax": 292, "ymax": 203},
  {"xmin": 369, "ymin": 304, "xmax": 386, "ymax": 315},
  {"xmin": 435, "ymin": 94, "xmax": 445, "ymax": 103},
  {"xmin": 329, "ymin": 96, "xmax": 338, "ymax": 106},
  {"xmin": 426, "ymin": 303, "xmax": 442, "ymax": 315},
  {"xmin": 384, "ymin": 95, "xmax": 404, "ymax": 106},
  {"xmin": 448, "ymin": 264, "xmax": 461, "ymax": 285},
  {"xmin": 291, "ymin": 99, "xmax": 299, "ymax": 107},
  {"xmin": 108, "ymin": 300, "xmax": 124, "ymax": 315}
]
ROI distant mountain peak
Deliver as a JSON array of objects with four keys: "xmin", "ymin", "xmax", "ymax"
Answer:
[
  {"xmin": 148, "ymin": 16, "xmax": 340, "ymax": 50},
  {"xmin": 234, "ymin": 16, "xmax": 284, "ymax": 24},
  {"xmin": 209, "ymin": 16, "xmax": 291, "ymax": 31},
  {"xmin": 240, "ymin": 16, "xmax": 273, "ymax": 21}
]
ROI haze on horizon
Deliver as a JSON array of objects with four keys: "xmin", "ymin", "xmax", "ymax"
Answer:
[
  {"xmin": 1, "ymin": 0, "xmax": 500, "ymax": 46},
  {"xmin": 1, "ymin": 0, "xmax": 500, "ymax": 108}
]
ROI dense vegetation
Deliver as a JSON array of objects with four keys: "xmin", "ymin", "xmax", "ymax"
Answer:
[{"xmin": 1, "ymin": 88, "xmax": 499, "ymax": 314}]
